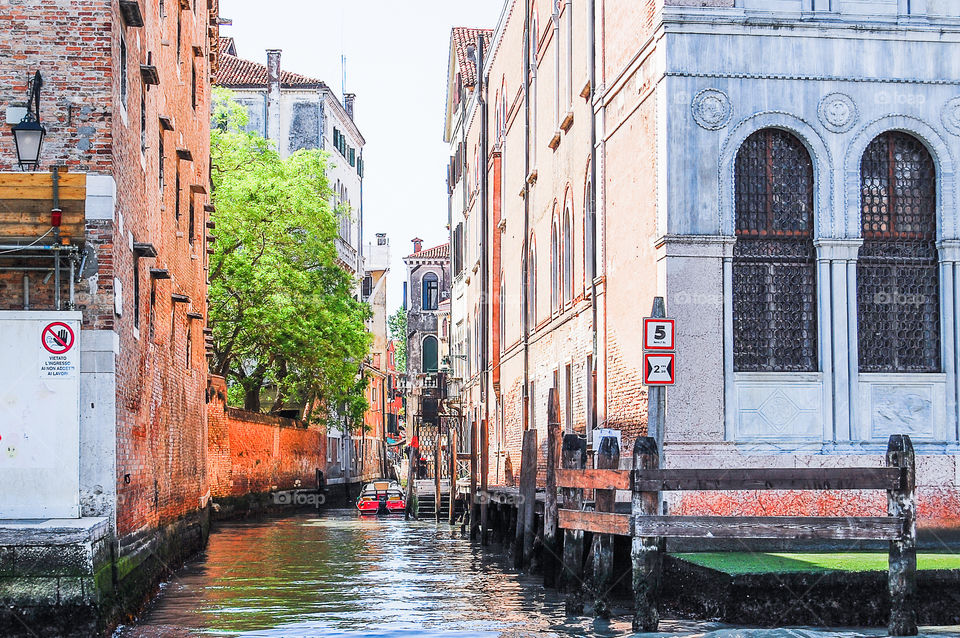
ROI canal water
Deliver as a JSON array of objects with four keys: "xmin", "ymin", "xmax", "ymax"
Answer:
[{"xmin": 116, "ymin": 510, "xmax": 958, "ymax": 638}]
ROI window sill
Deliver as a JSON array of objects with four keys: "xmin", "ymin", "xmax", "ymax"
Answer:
[
  {"xmin": 548, "ymin": 131, "xmax": 561, "ymax": 150},
  {"xmin": 734, "ymin": 371, "xmax": 823, "ymax": 383},
  {"xmin": 560, "ymin": 111, "xmax": 574, "ymax": 132}
]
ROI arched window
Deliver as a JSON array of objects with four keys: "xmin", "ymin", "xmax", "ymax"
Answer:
[
  {"xmin": 585, "ymin": 168, "xmax": 594, "ymax": 287},
  {"xmin": 422, "ymin": 272, "xmax": 439, "ymax": 311},
  {"xmin": 733, "ymin": 128, "xmax": 817, "ymax": 372},
  {"xmin": 550, "ymin": 218, "xmax": 559, "ymax": 312},
  {"xmin": 526, "ymin": 237, "xmax": 537, "ymax": 329},
  {"xmin": 422, "ymin": 335, "xmax": 439, "ymax": 373},
  {"xmin": 563, "ymin": 205, "xmax": 573, "ymax": 304},
  {"xmin": 858, "ymin": 131, "xmax": 940, "ymax": 373}
]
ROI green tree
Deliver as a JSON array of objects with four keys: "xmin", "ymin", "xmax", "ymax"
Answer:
[
  {"xmin": 209, "ymin": 88, "xmax": 371, "ymax": 427},
  {"xmin": 388, "ymin": 307, "xmax": 407, "ymax": 373}
]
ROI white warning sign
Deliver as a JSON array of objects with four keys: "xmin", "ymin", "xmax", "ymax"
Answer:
[{"xmin": 39, "ymin": 321, "xmax": 78, "ymax": 378}]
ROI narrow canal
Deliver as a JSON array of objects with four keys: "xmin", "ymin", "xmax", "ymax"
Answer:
[{"xmin": 115, "ymin": 510, "xmax": 943, "ymax": 638}]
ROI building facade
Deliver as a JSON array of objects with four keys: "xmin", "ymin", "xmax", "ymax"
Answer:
[
  {"xmin": 360, "ymin": 233, "xmax": 392, "ymax": 480},
  {"xmin": 0, "ymin": 0, "xmax": 216, "ymax": 633},
  {"xmin": 214, "ymin": 37, "xmax": 364, "ymax": 277},
  {"xmin": 451, "ymin": 0, "xmax": 960, "ymax": 533},
  {"xmin": 404, "ymin": 239, "xmax": 451, "ymax": 435}
]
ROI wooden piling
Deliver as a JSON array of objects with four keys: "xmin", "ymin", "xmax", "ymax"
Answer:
[
  {"xmin": 591, "ymin": 435, "xmax": 620, "ymax": 618},
  {"xmin": 481, "ymin": 417, "xmax": 490, "ymax": 544},
  {"xmin": 543, "ymin": 388, "xmax": 561, "ymax": 588},
  {"xmin": 520, "ymin": 428, "xmax": 538, "ymax": 568},
  {"xmin": 632, "ymin": 436, "xmax": 661, "ymax": 632},
  {"xmin": 435, "ymin": 440, "xmax": 442, "ymax": 522},
  {"xmin": 448, "ymin": 426, "xmax": 457, "ymax": 525},
  {"xmin": 561, "ymin": 433, "xmax": 587, "ymax": 614},
  {"xmin": 470, "ymin": 421, "xmax": 479, "ymax": 540},
  {"xmin": 887, "ymin": 434, "xmax": 917, "ymax": 637},
  {"xmin": 405, "ymin": 445, "xmax": 418, "ymax": 521}
]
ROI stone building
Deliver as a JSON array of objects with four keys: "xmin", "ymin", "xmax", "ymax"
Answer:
[
  {"xmin": 214, "ymin": 36, "xmax": 364, "ymax": 276},
  {"xmin": 0, "ymin": 0, "xmax": 217, "ymax": 633},
  {"xmin": 360, "ymin": 233, "xmax": 392, "ymax": 480},
  {"xmin": 404, "ymin": 239, "xmax": 451, "ymax": 434},
  {"xmin": 451, "ymin": 0, "xmax": 960, "ymax": 533}
]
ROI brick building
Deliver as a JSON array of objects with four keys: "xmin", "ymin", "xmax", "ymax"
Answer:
[
  {"xmin": 0, "ymin": 0, "xmax": 217, "ymax": 634},
  {"xmin": 449, "ymin": 0, "xmax": 960, "ymax": 536}
]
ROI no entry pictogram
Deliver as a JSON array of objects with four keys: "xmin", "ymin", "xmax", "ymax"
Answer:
[{"xmin": 41, "ymin": 322, "xmax": 75, "ymax": 354}]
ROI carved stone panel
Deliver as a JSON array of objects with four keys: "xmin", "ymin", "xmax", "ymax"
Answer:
[
  {"xmin": 735, "ymin": 379, "xmax": 822, "ymax": 440},
  {"xmin": 858, "ymin": 376, "xmax": 944, "ymax": 440}
]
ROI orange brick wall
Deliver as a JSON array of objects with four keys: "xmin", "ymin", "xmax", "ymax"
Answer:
[{"xmin": 207, "ymin": 376, "xmax": 326, "ymax": 498}]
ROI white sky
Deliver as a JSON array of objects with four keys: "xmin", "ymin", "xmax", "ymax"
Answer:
[{"xmin": 220, "ymin": 0, "xmax": 504, "ymax": 312}]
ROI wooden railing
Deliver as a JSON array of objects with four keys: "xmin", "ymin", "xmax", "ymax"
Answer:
[{"xmin": 553, "ymin": 431, "xmax": 918, "ymax": 636}]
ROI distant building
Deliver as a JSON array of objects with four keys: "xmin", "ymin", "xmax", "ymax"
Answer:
[
  {"xmin": 215, "ymin": 37, "xmax": 364, "ymax": 276},
  {"xmin": 361, "ymin": 233, "xmax": 391, "ymax": 479},
  {"xmin": 404, "ymin": 239, "xmax": 451, "ymax": 435}
]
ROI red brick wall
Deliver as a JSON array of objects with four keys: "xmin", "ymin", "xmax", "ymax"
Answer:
[
  {"xmin": 1, "ymin": 1, "xmax": 216, "ymax": 540},
  {"xmin": 207, "ymin": 376, "xmax": 327, "ymax": 498}
]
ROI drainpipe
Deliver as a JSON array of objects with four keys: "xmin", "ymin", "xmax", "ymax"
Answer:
[
  {"xmin": 477, "ymin": 34, "xmax": 489, "ymax": 431},
  {"xmin": 587, "ymin": 0, "xmax": 599, "ymax": 440},
  {"xmin": 522, "ymin": 0, "xmax": 531, "ymax": 431}
]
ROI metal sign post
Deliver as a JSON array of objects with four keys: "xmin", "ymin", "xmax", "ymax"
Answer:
[{"xmin": 642, "ymin": 297, "xmax": 672, "ymax": 457}]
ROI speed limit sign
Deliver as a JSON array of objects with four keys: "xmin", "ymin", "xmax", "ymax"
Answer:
[{"xmin": 643, "ymin": 318, "xmax": 675, "ymax": 350}]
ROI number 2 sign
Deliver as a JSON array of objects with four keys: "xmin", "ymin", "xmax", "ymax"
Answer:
[
  {"xmin": 643, "ymin": 353, "xmax": 675, "ymax": 385},
  {"xmin": 643, "ymin": 318, "xmax": 675, "ymax": 350}
]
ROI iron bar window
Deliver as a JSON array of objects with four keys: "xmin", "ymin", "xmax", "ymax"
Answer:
[
  {"xmin": 857, "ymin": 131, "xmax": 940, "ymax": 373},
  {"xmin": 733, "ymin": 128, "xmax": 818, "ymax": 372}
]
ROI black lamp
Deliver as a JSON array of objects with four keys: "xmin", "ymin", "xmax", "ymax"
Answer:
[{"xmin": 11, "ymin": 71, "xmax": 45, "ymax": 171}]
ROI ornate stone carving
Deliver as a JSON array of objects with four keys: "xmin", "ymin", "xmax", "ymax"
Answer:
[
  {"xmin": 870, "ymin": 385, "xmax": 933, "ymax": 437},
  {"xmin": 692, "ymin": 88, "xmax": 732, "ymax": 130},
  {"xmin": 818, "ymin": 92, "xmax": 858, "ymax": 133},
  {"xmin": 941, "ymin": 96, "xmax": 960, "ymax": 136}
]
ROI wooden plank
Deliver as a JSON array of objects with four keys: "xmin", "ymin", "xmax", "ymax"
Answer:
[
  {"xmin": 631, "ymin": 515, "xmax": 904, "ymax": 541},
  {"xmin": 0, "ymin": 185, "xmax": 87, "ymax": 200},
  {"xmin": 0, "ymin": 223, "xmax": 84, "ymax": 239},
  {"xmin": 557, "ymin": 468, "xmax": 630, "ymax": 491},
  {"xmin": 0, "ymin": 172, "xmax": 86, "ymax": 188},
  {"xmin": 632, "ymin": 467, "xmax": 902, "ymax": 492},
  {"xmin": 559, "ymin": 508, "xmax": 630, "ymax": 536}
]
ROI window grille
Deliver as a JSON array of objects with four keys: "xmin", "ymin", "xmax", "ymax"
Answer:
[
  {"xmin": 857, "ymin": 131, "xmax": 940, "ymax": 373},
  {"xmin": 733, "ymin": 129, "xmax": 818, "ymax": 372}
]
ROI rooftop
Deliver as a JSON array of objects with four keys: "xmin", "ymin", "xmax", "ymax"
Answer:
[
  {"xmin": 405, "ymin": 243, "xmax": 449, "ymax": 260},
  {"xmin": 451, "ymin": 27, "xmax": 493, "ymax": 87},
  {"xmin": 215, "ymin": 37, "xmax": 328, "ymax": 89}
]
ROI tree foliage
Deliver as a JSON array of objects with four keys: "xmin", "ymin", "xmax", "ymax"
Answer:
[
  {"xmin": 388, "ymin": 307, "xmax": 407, "ymax": 373},
  {"xmin": 209, "ymin": 88, "xmax": 371, "ymax": 427}
]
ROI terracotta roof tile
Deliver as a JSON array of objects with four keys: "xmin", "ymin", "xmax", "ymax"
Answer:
[
  {"xmin": 215, "ymin": 39, "xmax": 327, "ymax": 89},
  {"xmin": 406, "ymin": 243, "xmax": 449, "ymax": 260},
  {"xmin": 451, "ymin": 27, "xmax": 493, "ymax": 87}
]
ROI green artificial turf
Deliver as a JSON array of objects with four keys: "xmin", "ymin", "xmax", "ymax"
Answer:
[{"xmin": 672, "ymin": 552, "xmax": 960, "ymax": 575}]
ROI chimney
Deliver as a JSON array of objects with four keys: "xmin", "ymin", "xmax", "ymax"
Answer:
[
  {"xmin": 266, "ymin": 49, "xmax": 282, "ymax": 144},
  {"xmin": 343, "ymin": 93, "xmax": 356, "ymax": 120},
  {"xmin": 412, "ymin": 237, "xmax": 423, "ymax": 253}
]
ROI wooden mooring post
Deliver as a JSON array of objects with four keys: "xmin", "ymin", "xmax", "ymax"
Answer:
[
  {"xmin": 481, "ymin": 417, "xmax": 490, "ymax": 544},
  {"xmin": 631, "ymin": 436, "xmax": 661, "ymax": 632},
  {"xmin": 470, "ymin": 421, "xmax": 479, "ymax": 539},
  {"xmin": 543, "ymin": 388, "xmax": 561, "ymax": 588},
  {"xmin": 448, "ymin": 426, "xmax": 457, "ymax": 525},
  {"xmin": 405, "ymin": 445, "xmax": 418, "ymax": 521},
  {"xmin": 519, "ymin": 427, "xmax": 538, "ymax": 568},
  {"xmin": 887, "ymin": 434, "xmax": 918, "ymax": 637},
  {"xmin": 561, "ymin": 433, "xmax": 587, "ymax": 614},
  {"xmin": 591, "ymin": 435, "xmax": 619, "ymax": 618}
]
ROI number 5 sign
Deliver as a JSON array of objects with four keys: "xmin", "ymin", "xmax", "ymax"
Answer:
[{"xmin": 643, "ymin": 318, "xmax": 675, "ymax": 350}]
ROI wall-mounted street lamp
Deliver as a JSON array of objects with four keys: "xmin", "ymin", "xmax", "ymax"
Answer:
[{"xmin": 11, "ymin": 71, "xmax": 46, "ymax": 171}]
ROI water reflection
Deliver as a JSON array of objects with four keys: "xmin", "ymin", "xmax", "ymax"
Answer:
[{"xmin": 116, "ymin": 511, "xmax": 960, "ymax": 638}]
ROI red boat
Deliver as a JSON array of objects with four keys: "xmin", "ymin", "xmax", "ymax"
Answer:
[{"xmin": 356, "ymin": 480, "xmax": 405, "ymax": 514}]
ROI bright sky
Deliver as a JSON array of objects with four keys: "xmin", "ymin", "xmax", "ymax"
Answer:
[{"xmin": 220, "ymin": 0, "xmax": 504, "ymax": 312}]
